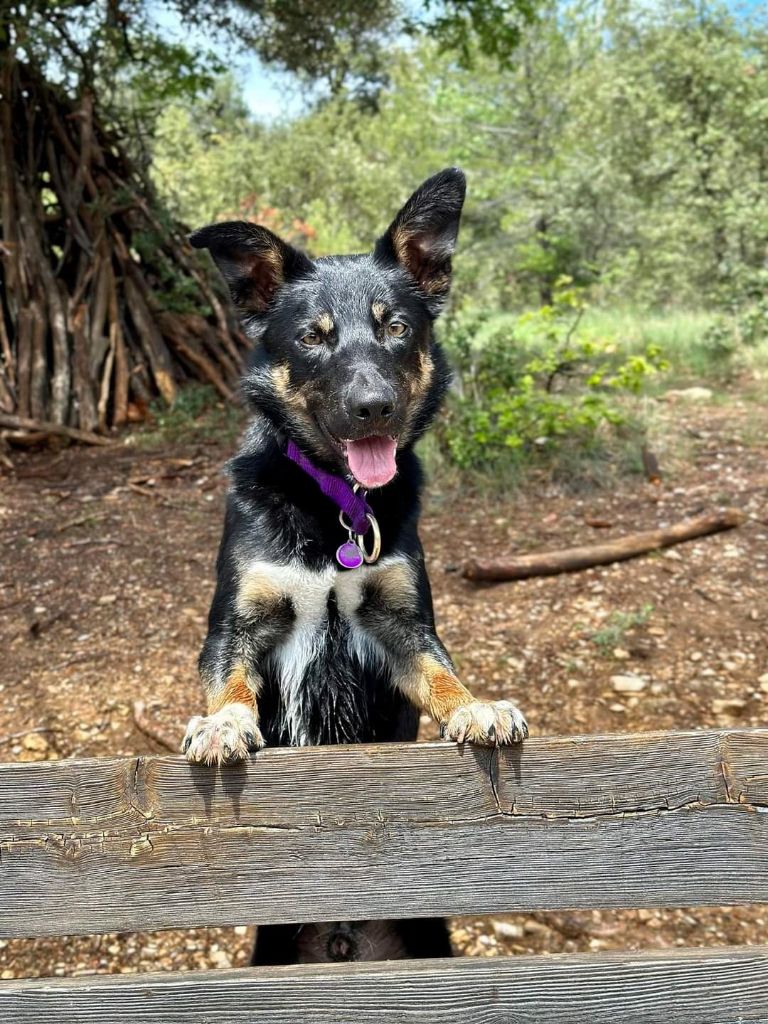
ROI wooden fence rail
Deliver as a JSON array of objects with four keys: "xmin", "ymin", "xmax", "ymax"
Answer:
[
  {"xmin": 0, "ymin": 728, "xmax": 766, "ymax": 938},
  {"xmin": 3, "ymin": 944, "xmax": 768, "ymax": 1023}
]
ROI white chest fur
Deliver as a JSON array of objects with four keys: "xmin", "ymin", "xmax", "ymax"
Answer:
[{"xmin": 236, "ymin": 557, "xmax": 405, "ymax": 744}]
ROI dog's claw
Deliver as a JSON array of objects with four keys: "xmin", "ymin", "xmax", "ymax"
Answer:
[
  {"xmin": 182, "ymin": 704, "xmax": 265, "ymax": 766},
  {"xmin": 443, "ymin": 700, "xmax": 528, "ymax": 747}
]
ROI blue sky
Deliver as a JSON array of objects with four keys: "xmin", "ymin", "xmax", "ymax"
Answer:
[{"xmin": 241, "ymin": 63, "xmax": 307, "ymax": 121}]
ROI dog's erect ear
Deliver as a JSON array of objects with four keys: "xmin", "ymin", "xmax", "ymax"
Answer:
[
  {"xmin": 189, "ymin": 222, "xmax": 313, "ymax": 314},
  {"xmin": 374, "ymin": 168, "xmax": 466, "ymax": 312}
]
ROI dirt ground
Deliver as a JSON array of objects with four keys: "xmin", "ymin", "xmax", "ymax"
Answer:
[{"xmin": 0, "ymin": 392, "xmax": 766, "ymax": 978}]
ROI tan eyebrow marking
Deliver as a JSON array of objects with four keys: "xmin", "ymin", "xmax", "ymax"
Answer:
[
  {"xmin": 372, "ymin": 301, "xmax": 386, "ymax": 322},
  {"xmin": 317, "ymin": 312, "xmax": 334, "ymax": 334}
]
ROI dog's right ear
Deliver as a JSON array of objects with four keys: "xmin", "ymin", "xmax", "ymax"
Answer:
[
  {"xmin": 189, "ymin": 222, "xmax": 313, "ymax": 314},
  {"xmin": 374, "ymin": 168, "xmax": 466, "ymax": 314}
]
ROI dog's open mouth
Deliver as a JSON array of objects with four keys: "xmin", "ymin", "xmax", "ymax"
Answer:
[{"xmin": 343, "ymin": 436, "xmax": 398, "ymax": 489}]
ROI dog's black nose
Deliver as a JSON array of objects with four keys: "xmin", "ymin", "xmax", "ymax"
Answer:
[
  {"xmin": 348, "ymin": 379, "xmax": 396, "ymax": 423},
  {"xmin": 353, "ymin": 392, "xmax": 394, "ymax": 421}
]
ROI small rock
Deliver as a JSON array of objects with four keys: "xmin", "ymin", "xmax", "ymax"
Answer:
[
  {"xmin": 210, "ymin": 949, "xmax": 232, "ymax": 969},
  {"xmin": 523, "ymin": 920, "xmax": 550, "ymax": 934},
  {"xmin": 663, "ymin": 386, "xmax": 713, "ymax": 402},
  {"xmin": 22, "ymin": 732, "xmax": 48, "ymax": 752},
  {"xmin": 711, "ymin": 698, "xmax": 747, "ymax": 715},
  {"xmin": 492, "ymin": 921, "xmax": 524, "ymax": 940},
  {"xmin": 609, "ymin": 703, "xmax": 626, "ymax": 713},
  {"xmin": 758, "ymin": 673, "xmax": 768, "ymax": 693},
  {"xmin": 98, "ymin": 594, "xmax": 118, "ymax": 605},
  {"xmin": 611, "ymin": 674, "xmax": 647, "ymax": 693},
  {"xmin": 628, "ymin": 639, "xmax": 655, "ymax": 659},
  {"xmin": 612, "ymin": 647, "xmax": 630, "ymax": 660}
]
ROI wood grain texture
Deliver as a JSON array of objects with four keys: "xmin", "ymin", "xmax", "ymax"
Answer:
[
  {"xmin": 2, "ymin": 945, "xmax": 768, "ymax": 1023},
  {"xmin": 0, "ymin": 729, "xmax": 766, "ymax": 938}
]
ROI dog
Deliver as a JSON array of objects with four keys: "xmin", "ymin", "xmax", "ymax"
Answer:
[{"xmin": 183, "ymin": 168, "xmax": 528, "ymax": 963}]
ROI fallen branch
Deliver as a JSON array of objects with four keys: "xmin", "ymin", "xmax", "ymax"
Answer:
[
  {"xmin": 132, "ymin": 700, "xmax": 177, "ymax": 753},
  {"xmin": 0, "ymin": 413, "xmax": 114, "ymax": 446},
  {"xmin": 463, "ymin": 508, "xmax": 744, "ymax": 582}
]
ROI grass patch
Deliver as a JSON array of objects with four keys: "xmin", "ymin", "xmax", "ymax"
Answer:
[
  {"xmin": 591, "ymin": 604, "xmax": 655, "ymax": 655},
  {"xmin": 582, "ymin": 308, "xmax": 719, "ymax": 383},
  {"xmin": 583, "ymin": 305, "xmax": 768, "ymax": 385},
  {"xmin": 133, "ymin": 384, "xmax": 246, "ymax": 447}
]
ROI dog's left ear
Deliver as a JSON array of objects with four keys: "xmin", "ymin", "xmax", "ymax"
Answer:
[
  {"xmin": 374, "ymin": 168, "xmax": 466, "ymax": 313},
  {"xmin": 189, "ymin": 221, "xmax": 313, "ymax": 315}
]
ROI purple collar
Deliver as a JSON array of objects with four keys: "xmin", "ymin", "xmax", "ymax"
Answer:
[{"xmin": 284, "ymin": 439, "xmax": 372, "ymax": 535}]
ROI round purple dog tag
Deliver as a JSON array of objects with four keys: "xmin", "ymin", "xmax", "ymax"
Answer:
[{"xmin": 336, "ymin": 540, "xmax": 363, "ymax": 569}]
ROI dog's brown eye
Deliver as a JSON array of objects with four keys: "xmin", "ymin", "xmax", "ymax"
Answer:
[
  {"xmin": 301, "ymin": 332, "xmax": 321, "ymax": 346},
  {"xmin": 387, "ymin": 321, "xmax": 407, "ymax": 338}
]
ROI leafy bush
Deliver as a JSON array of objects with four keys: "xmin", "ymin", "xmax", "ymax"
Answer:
[
  {"xmin": 701, "ymin": 284, "xmax": 768, "ymax": 377},
  {"xmin": 438, "ymin": 283, "xmax": 668, "ymax": 471}
]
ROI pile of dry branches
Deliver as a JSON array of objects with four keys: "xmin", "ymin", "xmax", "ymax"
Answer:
[{"xmin": 0, "ymin": 57, "xmax": 246, "ymax": 439}]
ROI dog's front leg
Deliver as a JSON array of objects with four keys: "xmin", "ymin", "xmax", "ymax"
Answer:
[
  {"xmin": 356, "ymin": 561, "xmax": 528, "ymax": 746},
  {"xmin": 182, "ymin": 582, "xmax": 293, "ymax": 765},
  {"xmin": 182, "ymin": 655, "xmax": 264, "ymax": 766},
  {"xmin": 395, "ymin": 645, "xmax": 528, "ymax": 746}
]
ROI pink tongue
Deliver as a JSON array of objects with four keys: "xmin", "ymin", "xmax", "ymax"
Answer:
[{"xmin": 345, "ymin": 436, "xmax": 398, "ymax": 489}]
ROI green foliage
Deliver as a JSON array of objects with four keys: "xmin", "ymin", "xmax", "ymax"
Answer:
[
  {"xmin": 148, "ymin": 1, "xmax": 768, "ymax": 314},
  {"xmin": 138, "ymin": 384, "xmax": 244, "ymax": 445},
  {"xmin": 437, "ymin": 284, "xmax": 668, "ymax": 471},
  {"xmin": 582, "ymin": 303, "xmax": 768, "ymax": 385},
  {"xmin": 409, "ymin": 0, "xmax": 539, "ymax": 68},
  {"xmin": 591, "ymin": 605, "xmax": 655, "ymax": 655},
  {"xmin": 700, "ymin": 294, "xmax": 768, "ymax": 377}
]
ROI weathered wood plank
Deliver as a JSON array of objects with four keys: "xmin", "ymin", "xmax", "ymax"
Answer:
[
  {"xmin": 2, "ymin": 945, "xmax": 768, "ymax": 1023},
  {"xmin": 0, "ymin": 729, "xmax": 766, "ymax": 938},
  {"xmin": 726, "ymin": 729, "xmax": 768, "ymax": 805}
]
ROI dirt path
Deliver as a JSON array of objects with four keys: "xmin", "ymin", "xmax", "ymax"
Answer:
[{"xmin": 1, "ymin": 397, "xmax": 766, "ymax": 976}]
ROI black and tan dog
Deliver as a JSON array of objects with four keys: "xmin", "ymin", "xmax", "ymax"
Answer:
[{"xmin": 183, "ymin": 168, "xmax": 528, "ymax": 963}]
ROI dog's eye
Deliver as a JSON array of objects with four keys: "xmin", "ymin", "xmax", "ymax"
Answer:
[
  {"xmin": 301, "ymin": 332, "xmax": 321, "ymax": 347},
  {"xmin": 387, "ymin": 321, "xmax": 408, "ymax": 338}
]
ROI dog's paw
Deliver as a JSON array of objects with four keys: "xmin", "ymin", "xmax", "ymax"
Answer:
[
  {"xmin": 181, "ymin": 703, "xmax": 264, "ymax": 765},
  {"xmin": 443, "ymin": 700, "xmax": 528, "ymax": 746}
]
